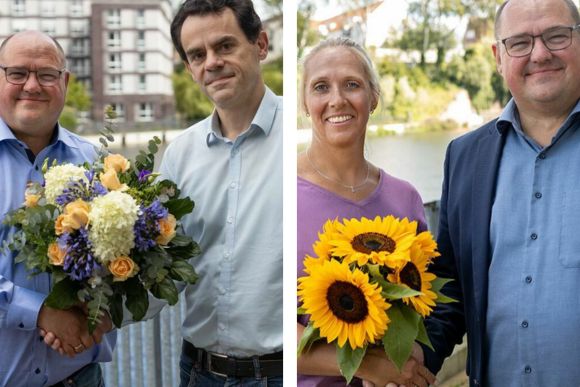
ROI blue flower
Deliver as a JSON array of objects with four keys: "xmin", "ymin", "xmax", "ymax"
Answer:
[{"xmin": 61, "ymin": 228, "xmax": 100, "ymax": 281}]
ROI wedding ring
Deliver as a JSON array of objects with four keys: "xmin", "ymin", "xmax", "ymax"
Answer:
[{"xmin": 73, "ymin": 343, "xmax": 85, "ymax": 352}]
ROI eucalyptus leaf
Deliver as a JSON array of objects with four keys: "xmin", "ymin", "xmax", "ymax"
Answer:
[
  {"xmin": 337, "ymin": 344, "xmax": 366, "ymax": 384},
  {"xmin": 382, "ymin": 304, "xmax": 421, "ymax": 371}
]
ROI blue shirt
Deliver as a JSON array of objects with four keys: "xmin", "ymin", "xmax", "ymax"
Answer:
[
  {"xmin": 487, "ymin": 99, "xmax": 580, "ymax": 386},
  {"xmin": 158, "ymin": 87, "xmax": 282, "ymax": 357},
  {"xmin": 0, "ymin": 119, "xmax": 116, "ymax": 386}
]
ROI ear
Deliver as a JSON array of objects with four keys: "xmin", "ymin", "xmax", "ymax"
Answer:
[
  {"xmin": 255, "ymin": 30, "xmax": 269, "ymax": 61},
  {"xmin": 63, "ymin": 71, "xmax": 70, "ymax": 88},
  {"xmin": 492, "ymin": 43, "xmax": 502, "ymax": 75}
]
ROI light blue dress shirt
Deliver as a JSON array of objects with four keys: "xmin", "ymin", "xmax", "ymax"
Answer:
[
  {"xmin": 158, "ymin": 87, "xmax": 282, "ymax": 357},
  {"xmin": 487, "ymin": 99, "xmax": 580, "ymax": 386},
  {"xmin": 0, "ymin": 119, "xmax": 116, "ymax": 386}
]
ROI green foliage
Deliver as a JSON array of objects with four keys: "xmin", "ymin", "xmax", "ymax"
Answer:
[
  {"xmin": 59, "ymin": 106, "xmax": 78, "ymax": 132},
  {"xmin": 382, "ymin": 304, "xmax": 422, "ymax": 371},
  {"xmin": 172, "ymin": 66, "xmax": 214, "ymax": 122},
  {"xmin": 45, "ymin": 278, "xmax": 82, "ymax": 309},
  {"xmin": 262, "ymin": 57, "xmax": 283, "ymax": 95},
  {"xmin": 60, "ymin": 75, "xmax": 91, "ymax": 132},
  {"xmin": 297, "ymin": 323, "xmax": 322, "ymax": 355},
  {"xmin": 337, "ymin": 344, "xmax": 366, "ymax": 384}
]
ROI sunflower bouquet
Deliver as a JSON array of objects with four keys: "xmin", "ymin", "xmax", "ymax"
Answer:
[
  {"xmin": 1, "ymin": 122, "xmax": 199, "ymax": 334},
  {"xmin": 297, "ymin": 215, "xmax": 454, "ymax": 383}
]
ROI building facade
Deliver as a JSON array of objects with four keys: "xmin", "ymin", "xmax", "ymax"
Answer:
[{"xmin": 0, "ymin": 0, "xmax": 175, "ymax": 128}]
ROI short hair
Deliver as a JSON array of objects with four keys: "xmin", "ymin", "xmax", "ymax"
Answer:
[
  {"xmin": 0, "ymin": 31, "xmax": 67, "ymax": 68},
  {"xmin": 300, "ymin": 37, "xmax": 381, "ymax": 113},
  {"xmin": 171, "ymin": 0, "xmax": 262, "ymax": 62},
  {"xmin": 495, "ymin": 0, "xmax": 580, "ymax": 39}
]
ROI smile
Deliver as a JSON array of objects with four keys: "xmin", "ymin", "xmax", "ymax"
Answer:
[{"xmin": 326, "ymin": 115, "xmax": 353, "ymax": 124}]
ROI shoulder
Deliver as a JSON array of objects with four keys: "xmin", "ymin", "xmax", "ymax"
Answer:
[
  {"xmin": 449, "ymin": 118, "xmax": 499, "ymax": 150},
  {"xmin": 59, "ymin": 127, "xmax": 98, "ymax": 160},
  {"xmin": 164, "ymin": 117, "xmax": 210, "ymax": 154},
  {"xmin": 379, "ymin": 169, "xmax": 421, "ymax": 197}
]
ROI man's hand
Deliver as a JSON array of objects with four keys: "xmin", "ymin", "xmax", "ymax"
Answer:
[
  {"xmin": 37, "ymin": 304, "xmax": 94, "ymax": 357},
  {"xmin": 358, "ymin": 344, "xmax": 436, "ymax": 387},
  {"xmin": 39, "ymin": 308, "xmax": 113, "ymax": 355}
]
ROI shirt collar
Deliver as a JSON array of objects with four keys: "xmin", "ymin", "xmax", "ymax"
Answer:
[
  {"xmin": 205, "ymin": 87, "xmax": 278, "ymax": 146},
  {"xmin": 0, "ymin": 117, "xmax": 79, "ymax": 149},
  {"xmin": 496, "ymin": 98, "xmax": 580, "ymax": 136}
]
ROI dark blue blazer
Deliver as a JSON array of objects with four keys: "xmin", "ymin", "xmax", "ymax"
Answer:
[{"xmin": 423, "ymin": 119, "xmax": 506, "ymax": 387}]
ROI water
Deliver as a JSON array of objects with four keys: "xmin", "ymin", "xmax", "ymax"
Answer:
[{"xmin": 366, "ymin": 129, "xmax": 468, "ymax": 203}]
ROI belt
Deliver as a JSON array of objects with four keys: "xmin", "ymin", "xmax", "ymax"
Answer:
[{"xmin": 182, "ymin": 340, "xmax": 283, "ymax": 378}]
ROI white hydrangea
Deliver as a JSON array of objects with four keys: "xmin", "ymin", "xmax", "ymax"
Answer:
[
  {"xmin": 88, "ymin": 191, "xmax": 139, "ymax": 263},
  {"xmin": 44, "ymin": 164, "xmax": 87, "ymax": 205}
]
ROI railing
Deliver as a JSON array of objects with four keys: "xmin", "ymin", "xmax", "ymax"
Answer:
[{"xmin": 101, "ymin": 201, "xmax": 442, "ymax": 386}]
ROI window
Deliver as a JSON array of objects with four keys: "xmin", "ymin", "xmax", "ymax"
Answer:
[
  {"xmin": 71, "ymin": 0, "xmax": 83, "ymax": 16},
  {"xmin": 41, "ymin": 1, "xmax": 55, "ymax": 16},
  {"xmin": 110, "ymin": 103, "xmax": 125, "ymax": 122},
  {"xmin": 12, "ymin": 0, "xmax": 26, "ymax": 16},
  {"xmin": 41, "ymin": 21, "xmax": 56, "ymax": 36},
  {"xmin": 71, "ymin": 39, "xmax": 88, "ymax": 56},
  {"xmin": 138, "ymin": 75, "xmax": 146, "ymax": 92},
  {"xmin": 136, "ymin": 31, "xmax": 145, "ymax": 50},
  {"xmin": 137, "ymin": 53, "xmax": 146, "ymax": 71},
  {"xmin": 108, "ymin": 53, "xmax": 121, "ymax": 71},
  {"xmin": 107, "ymin": 31, "xmax": 121, "ymax": 49},
  {"xmin": 108, "ymin": 75, "xmax": 122, "ymax": 93},
  {"xmin": 71, "ymin": 20, "xmax": 87, "ymax": 36},
  {"xmin": 136, "ymin": 102, "xmax": 153, "ymax": 122},
  {"xmin": 107, "ymin": 9, "xmax": 121, "ymax": 28},
  {"xmin": 136, "ymin": 9, "xmax": 145, "ymax": 28}
]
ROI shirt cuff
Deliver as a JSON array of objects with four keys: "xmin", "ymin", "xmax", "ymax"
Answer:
[{"xmin": 6, "ymin": 285, "xmax": 46, "ymax": 330}]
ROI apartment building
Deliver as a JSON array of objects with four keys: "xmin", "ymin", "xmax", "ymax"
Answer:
[{"xmin": 0, "ymin": 0, "xmax": 175, "ymax": 127}]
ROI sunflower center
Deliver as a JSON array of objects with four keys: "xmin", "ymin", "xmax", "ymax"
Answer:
[
  {"xmin": 351, "ymin": 232, "xmax": 396, "ymax": 254},
  {"xmin": 400, "ymin": 262, "xmax": 422, "ymax": 291},
  {"xmin": 326, "ymin": 281, "xmax": 369, "ymax": 323}
]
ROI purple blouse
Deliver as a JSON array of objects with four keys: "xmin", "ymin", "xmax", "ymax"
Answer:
[{"xmin": 297, "ymin": 169, "xmax": 427, "ymax": 386}]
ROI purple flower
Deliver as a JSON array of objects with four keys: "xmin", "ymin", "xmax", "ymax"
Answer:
[
  {"xmin": 138, "ymin": 169, "xmax": 152, "ymax": 184},
  {"xmin": 133, "ymin": 200, "xmax": 169, "ymax": 251},
  {"xmin": 55, "ymin": 169, "xmax": 107, "ymax": 206},
  {"xmin": 60, "ymin": 228, "xmax": 100, "ymax": 281}
]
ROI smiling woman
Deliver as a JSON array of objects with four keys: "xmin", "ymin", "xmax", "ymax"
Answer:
[{"xmin": 296, "ymin": 37, "xmax": 436, "ymax": 387}]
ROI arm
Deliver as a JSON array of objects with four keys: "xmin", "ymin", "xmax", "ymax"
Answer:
[{"xmin": 297, "ymin": 323, "xmax": 435, "ymax": 387}]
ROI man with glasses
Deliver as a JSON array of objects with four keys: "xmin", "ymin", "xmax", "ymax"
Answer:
[
  {"xmin": 414, "ymin": 0, "xmax": 580, "ymax": 385},
  {"xmin": 0, "ymin": 30, "xmax": 115, "ymax": 386}
]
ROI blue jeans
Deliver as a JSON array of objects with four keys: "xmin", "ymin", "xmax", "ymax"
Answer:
[
  {"xmin": 50, "ymin": 363, "xmax": 104, "ymax": 387},
  {"xmin": 179, "ymin": 353, "xmax": 283, "ymax": 387}
]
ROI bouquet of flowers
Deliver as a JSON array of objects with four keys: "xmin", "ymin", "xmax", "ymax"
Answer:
[
  {"xmin": 2, "ymin": 121, "xmax": 199, "ymax": 333},
  {"xmin": 297, "ymin": 215, "xmax": 454, "ymax": 383}
]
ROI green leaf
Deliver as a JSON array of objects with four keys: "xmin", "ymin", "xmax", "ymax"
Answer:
[
  {"xmin": 416, "ymin": 319, "xmax": 434, "ymax": 351},
  {"xmin": 382, "ymin": 304, "xmax": 421, "ymax": 371},
  {"xmin": 87, "ymin": 290, "xmax": 109, "ymax": 334},
  {"xmin": 151, "ymin": 277, "xmax": 179, "ymax": 305},
  {"xmin": 45, "ymin": 278, "xmax": 82, "ymax": 309},
  {"xmin": 164, "ymin": 198, "xmax": 194, "ymax": 220},
  {"xmin": 110, "ymin": 293, "xmax": 124, "ymax": 329},
  {"xmin": 297, "ymin": 323, "xmax": 321, "ymax": 355},
  {"xmin": 433, "ymin": 289, "xmax": 457, "ymax": 303},
  {"xmin": 169, "ymin": 260, "xmax": 198, "ymax": 283},
  {"xmin": 368, "ymin": 265, "xmax": 422, "ymax": 299},
  {"xmin": 125, "ymin": 278, "xmax": 149, "ymax": 321},
  {"xmin": 166, "ymin": 240, "xmax": 201, "ymax": 260},
  {"xmin": 430, "ymin": 277, "xmax": 453, "ymax": 293},
  {"xmin": 337, "ymin": 344, "xmax": 366, "ymax": 384}
]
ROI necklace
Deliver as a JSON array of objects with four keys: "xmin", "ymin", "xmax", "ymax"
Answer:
[{"xmin": 306, "ymin": 148, "xmax": 370, "ymax": 193}]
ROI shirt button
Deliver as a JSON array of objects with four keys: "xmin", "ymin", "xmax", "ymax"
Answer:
[
  {"xmin": 538, "ymin": 152, "xmax": 546, "ymax": 159},
  {"xmin": 534, "ymin": 192, "xmax": 542, "ymax": 199},
  {"xmin": 229, "ymin": 182, "xmax": 237, "ymax": 189},
  {"xmin": 521, "ymin": 320, "xmax": 529, "ymax": 328},
  {"xmin": 224, "ymin": 251, "xmax": 230, "ymax": 258},
  {"xmin": 18, "ymin": 322, "xmax": 24, "ymax": 328},
  {"xmin": 226, "ymin": 216, "xmax": 233, "ymax": 224},
  {"xmin": 35, "ymin": 368, "xmax": 41, "ymax": 374},
  {"xmin": 524, "ymin": 365, "xmax": 532, "ymax": 374},
  {"xmin": 525, "ymin": 276, "xmax": 533, "ymax": 284},
  {"xmin": 530, "ymin": 233, "xmax": 538, "ymax": 240}
]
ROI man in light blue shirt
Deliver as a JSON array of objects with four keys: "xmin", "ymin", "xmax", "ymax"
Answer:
[
  {"xmin": 150, "ymin": 1, "xmax": 282, "ymax": 386},
  {"xmin": 0, "ymin": 31, "xmax": 115, "ymax": 386},
  {"xmin": 421, "ymin": 0, "xmax": 580, "ymax": 385}
]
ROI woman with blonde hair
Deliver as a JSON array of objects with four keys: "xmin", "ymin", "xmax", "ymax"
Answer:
[{"xmin": 297, "ymin": 37, "xmax": 436, "ymax": 387}]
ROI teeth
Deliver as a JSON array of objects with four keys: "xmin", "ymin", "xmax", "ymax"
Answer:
[{"xmin": 327, "ymin": 115, "xmax": 353, "ymax": 123}]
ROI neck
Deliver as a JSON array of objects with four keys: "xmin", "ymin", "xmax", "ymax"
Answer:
[
  {"xmin": 517, "ymin": 100, "xmax": 577, "ymax": 147},
  {"xmin": 11, "ymin": 126, "xmax": 55, "ymax": 155},
  {"xmin": 307, "ymin": 142, "xmax": 369, "ymax": 192},
  {"xmin": 216, "ymin": 83, "xmax": 265, "ymax": 140}
]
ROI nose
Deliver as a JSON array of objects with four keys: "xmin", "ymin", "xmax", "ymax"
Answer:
[
  {"xmin": 530, "ymin": 36, "xmax": 553, "ymax": 62},
  {"xmin": 22, "ymin": 71, "xmax": 42, "ymax": 93},
  {"xmin": 328, "ymin": 87, "xmax": 346, "ymax": 108},
  {"xmin": 205, "ymin": 50, "xmax": 224, "ymax": 71}
]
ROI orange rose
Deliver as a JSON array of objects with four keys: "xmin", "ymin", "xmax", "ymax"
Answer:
[
  {"xmin": 54, "ymin": 214, "xmax": 69, "ymax": 235},
  {"xmin": 108, "ymin": 256, "xmax": 139, "ymax": 282},
  {"xmin": 156, "ymin": 214, "xmax": 177, "ymax": 245},
  {"xmin": 24, "ymin": 193, "xmax": 40, "ymax": 208},
  {"xmin": 47, "ymin": 242, "xmax": 66, "ymax": 266},
  {"xmin": 104, "ymin": 154, "xmax": 130, "ymax": 173},
  {"xmin": 62, "ymin": 199, "xmax": 90, "ymax": 229},
  {"xmin": 100, "ymin": 170, "xmax": 127, "ymax": 191}
]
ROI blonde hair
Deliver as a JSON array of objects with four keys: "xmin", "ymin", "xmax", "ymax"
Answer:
[{"xmin": 300, "ymin": 37, "xmax": 381, "ymax": 113}]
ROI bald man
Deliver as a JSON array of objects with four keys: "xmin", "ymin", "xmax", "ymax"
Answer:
[
  {"xmin": 419, "ymin": 0, "xmax": 580, "ymax": 385},
  {"xmin": 0, "ymin": 31, "xmax": 115, "ymax": 387}
]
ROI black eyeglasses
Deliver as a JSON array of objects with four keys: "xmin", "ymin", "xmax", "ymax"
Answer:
[
  {"xmin": 499, "ymin": 24, "xmax": 580, "ymax": 57},
  {"xmin": 0, "ymin": 65, "xmax": 65, "ymax": 86}
]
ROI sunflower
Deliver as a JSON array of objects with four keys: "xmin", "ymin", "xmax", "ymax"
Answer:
[
  {"xmin": 413, "ymin": 230, "xmax": 440, "ymax": 262},
  {"xmin": 298, "ymin": 259, "xmax": 390, "ymax": 349},
  {"xmin": 331, "ymin": 215, "xmax": 417, "ymax": 267},
  {"xmin": 313, "ymin": 218, "xmax": 341, "ymax": 261},
  {"xmin": 387, "ymin": 245, "xmax": 437, "ymax": 317}
]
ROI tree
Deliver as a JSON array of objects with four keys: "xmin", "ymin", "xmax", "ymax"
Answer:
[
  {"xmin": 298, "ymin": 0, "xmax": 317, "ymax": 58},
  {"xmin": 60, "ymin": 74, "xmax": 91, "ymax": 131},
  {"xmin": 262, "ymin": 57, "xmax": 283, "ymax": 96},
  {"xmin": 172, "ymin": 65, "xmax": 214, "ymax": 122}
]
